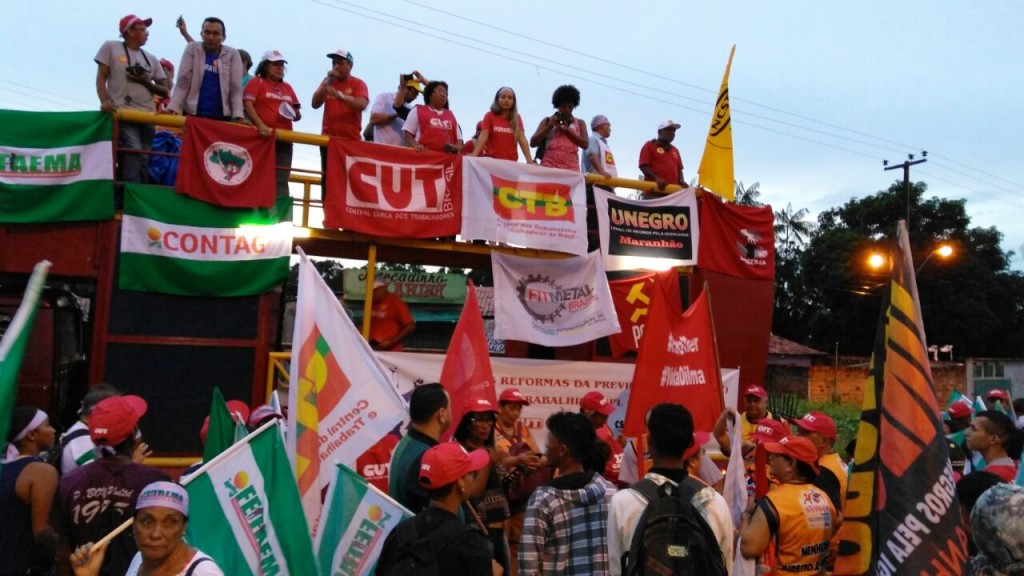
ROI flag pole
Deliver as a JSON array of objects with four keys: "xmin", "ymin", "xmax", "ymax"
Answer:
[{"xmin": 702, "ymin": 281, "xmax": 727, "ymax": 409}]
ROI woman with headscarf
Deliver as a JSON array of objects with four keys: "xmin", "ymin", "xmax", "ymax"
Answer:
[{"xmin": 69, "ymin": 481, "xmax": 224, "ymax": 575}]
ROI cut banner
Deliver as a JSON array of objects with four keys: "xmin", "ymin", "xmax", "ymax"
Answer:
[
  {"xmin": 593, "ymin": 186, "xmax": 699, "ymax": 270},
  {"xmin": 0, "ymin": 110, "xmax": 114, "ymax": 223},
  {"xmin": 176, "ymin": 116, "xmax": 276, "ymax": 208},
  {"xmin": 834, "ymin": 221, "xmax": 967, "ymax": 575},
  {"xmin": 119, "ymin": 184, "xmax": 292, "ymax": 297},
  {"xmin": 623, "ymin": 282, "xmax": 724, "ymax": 436},
  {"xmin": 288, "ymin": 248, "xmax": 408, "ymax": 534},
  {"xmin": 183, "ymin": 421, "xmax": 318, "ymax": 575},
  {"xmin": 324, "ymin": 139, "xmax": 461, "ymax": 237},
  {"xmin": 462, "ymin": 156, "xmax": 588, "ymax": 255},
  {"xmin": 607, "ymin": 270, "xmax": 682, "ymax": 358},
  {"xmin": 316, "ymin": 463, "xmax": 412, "ymax": 576},
  {"xmin": 698, "ymin": 193, "xmax": 775, "ymax": 280},
  {"xmin": 492, "ymin": 250, "xmax": 620, "ymax": 347}
]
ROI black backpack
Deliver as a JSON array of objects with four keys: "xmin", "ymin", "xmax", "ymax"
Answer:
[
  {"xmin": 622, "ymin": 477, "xmax": 728, "ymax": 576},
  {"xmin": 378, "ymin": 515, "xmax": 474, "ymax": 576},
  {"xmin": 44, "ymin": 427, "xmax": 90, "ymax": 474}
]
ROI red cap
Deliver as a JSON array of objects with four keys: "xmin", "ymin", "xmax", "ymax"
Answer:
[
  {"xmin": 682, "ymin": 431, "xmax": 711, "ymax": 461},
  {"xmin": 200, "ymin": 400, "xmax": 251, "ymax": 443},
  {"xmin": 947, "ymin": 401, "xmax": 973, "ymax": 420},
  {"xmin": 752, "ymin": 419, "xmax": 790, "ymax": 443},
  {"xmin": 90, "ymin": 395, "xmax": 147, "ymax": 446},
  {"xmin": 498, "ymin": 388, "xmax": 530, "ymax": 406},
  {"xmin": 248, "ymin": 404, "xmax": 283, "ymax": 427},
  {"xmin": 743, "ymin": 385, "xmax": 768, "ymax": 399},
  {"xmin": 987, "ymin": 389, "xmax": 1010, "ymax": 402},
  {"xmin": 418, "ymin": 442, "xmax": 490, "ymax": 489},
  {"xmin": 580, "ymin": 391, "xmax": 615, "ymax": 416},
  {"xmin": 787, "ymin": 411, "xmax": 837, "ymax": 441},
  {"xmin": 463, "ymin": 397, "xmax": 498, "ymax": 413},
  {"xmin": 119, "ymin": 14, "xmax": 153, "ymax": 34},
  {"xmin": 763, "ymin": 436, "xmax": 819, "ymax": 472}
]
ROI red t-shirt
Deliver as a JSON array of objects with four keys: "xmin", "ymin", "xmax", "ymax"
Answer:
[
  {"xmin": 243, "ymin": 77, "xmax": 300, "ymax": 131},
  {"xmin": 320, "ymin": 75, "xmax": 369, "ymax": 139},
  {"xmin": 481, "ymin": 111, "xmax": 523, "ymax": 161},
  {"xmin": 412, "ymin": 105, "xmax": 459, "ymax": 152},
  {"xmin": 356, "ymin": 433, "xmax": 400, "ymax": 493},
  {"xmin": 597, "ymin": 424, "xmax": 625, "ymax": 487},
  {"xmin": 369, "ymin": 292, "xmax": 414, "ymax": 351},
  {"xmin": 638, "ymin": 139, "xmax": 684, "ymax": 185}
]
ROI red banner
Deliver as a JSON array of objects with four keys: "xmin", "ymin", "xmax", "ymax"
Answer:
[
  {"xmin": 324, "ymin": 139, "xmax": 461, "ymax": 237},
  {"xmin": 175, "ymin": 117, "xmax": 276, "ymax": 208},
  {"xmin": 440, "ymin": 282, "xmax": 498, "ymax": 440},
  {"xmin": 698, "ymin": 193, "xmax": 775, "ymax": 280},
  {"xmin": 623, "ymin": 282, "xmax": 723, "ymax": 436},
  {"xmin": 607, "ymin": 270, "xmax": 682, "ymax": 357}
]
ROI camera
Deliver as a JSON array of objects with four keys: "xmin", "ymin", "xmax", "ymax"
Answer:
[
  {"xmin": 554, "ymin": 112, "xmax": 570, "ymax": 127},
  {"xmin": 126, "ymin": 64, "xmax": 148, "ymax": 77},
  {"xmin": 401, "ymin": 72, "xmax": 415, "ymax": 82}
]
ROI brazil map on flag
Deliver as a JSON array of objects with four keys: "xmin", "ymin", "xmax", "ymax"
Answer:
[
  {"xmin": 0, "ymin": 110, "xmax": 114, "ymax": 223},
  {"xmin": 119, "ymin": 184, "xmax": 292, "ymax": 296}
]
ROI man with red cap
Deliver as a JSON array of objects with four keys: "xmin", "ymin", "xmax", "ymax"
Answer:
[
  {"xmin": 987, "ymin": 388, "xmax": 1013, "ymax": 413},
  {"xmin": 95, "ymin": 14, "xmax": 169, "ymax": 184},
  {"xmin": 789, "ymin": 411, "xmax": 846, "ymax": 512},
  {"xmin": 57, "ymin": 395, "xmax": 167, "ymax": 576},
  {"xmin": 375, "ymin": 442, "xmax": 494, "ymax": 575},
  {"xmin": 580, "ymin": 391, "xmax": 624, "ymax": 486},
  {"xmin": 740, "ymin": 436, "xmax": 837, "ymax": 576}
]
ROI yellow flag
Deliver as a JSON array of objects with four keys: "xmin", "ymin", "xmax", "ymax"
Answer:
[{"xmin": 698, "ymin": 45, "xmax": 736, "ymax": 201}]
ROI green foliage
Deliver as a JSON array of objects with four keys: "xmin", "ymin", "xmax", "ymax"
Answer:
[{"xmin": 771, "ymin": 393, "xmax": 861, "ymax": 454}]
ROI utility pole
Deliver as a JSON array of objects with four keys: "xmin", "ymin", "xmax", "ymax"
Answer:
[{"xmin": 883, "ymin": 151, "xmax": 927, "ymax": 231}]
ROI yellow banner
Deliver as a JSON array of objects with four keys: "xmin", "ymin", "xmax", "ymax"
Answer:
[{"xmin": 697, "ymin": 45, "xmax": 736, "ymax": 201}]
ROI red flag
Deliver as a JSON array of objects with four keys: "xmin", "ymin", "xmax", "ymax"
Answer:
[
  {"xmin": 324, "ymin": 139, "xmax": 462, "ymax": 237},
  {"xmin": 608, "ymin": 271, "xmax": 683, "ymax": 357},
  {"xmin": 623, "ymin": 282, "xmax": 723, "ymax": 436},
  {"xmin": 440, "ymin": 282, "xmax": 497, "ymax": 440},
  {"xmin": 175, "ymin": 117, "xmax": 276, "ymax": 208},
  {"xmin": 698, "ymin": 193, "xmax": 775, "ymax": 280}
]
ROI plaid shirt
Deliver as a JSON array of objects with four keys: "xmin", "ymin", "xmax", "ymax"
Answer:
[{"xmin": 519, "ymin": 471, "xmax": 617, "ymax": 575}]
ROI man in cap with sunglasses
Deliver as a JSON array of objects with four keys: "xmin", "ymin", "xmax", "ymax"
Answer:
[
  {"xmin": 368, "ymin": 71, "xmax": 429, "ymax": 145},
  {"xmin": 95, "ymin": 14, "xmax": 169, "ymax": 183}
]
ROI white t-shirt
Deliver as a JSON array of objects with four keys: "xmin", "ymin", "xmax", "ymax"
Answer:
[
  {"xmin": 124, "ymin": 550, "xmax": 223, "ymax": 576},
  {"xmin": 370, "ymin": 92, "xmax": 412, "ymax": 146},
  {"xmin": 60, "ymin": 420, "xmax": 96, "ymax": 474}
]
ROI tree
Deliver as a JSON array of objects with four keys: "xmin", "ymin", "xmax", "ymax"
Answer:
[
  {"xmin": 734, "ymin": 181, "xmax": 763, "ymax": 207},
  {"xmin": 793, "ymin": 180, "xmax": 1024, "ymax": 357},
  {"xmin": 775, "ymin": 202, "xmax": 815, "ymax": 252}
]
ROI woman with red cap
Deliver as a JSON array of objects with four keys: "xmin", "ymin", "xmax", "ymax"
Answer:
[
  {"xmin": 454, "ymin": 397, "xmax": 512, "ymax": 575},
  {"xmin": 740, "ymin": 436, "xmax": 838, "ymax": 576}
]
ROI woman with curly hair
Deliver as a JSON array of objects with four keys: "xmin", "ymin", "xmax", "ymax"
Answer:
[
  {"xmin": 530, "ymin": 84, "xmax": 588, "ymax": 171},
  {"xmin": 471, "ymin": 86, "xmax": 532, "ymax": 162}
]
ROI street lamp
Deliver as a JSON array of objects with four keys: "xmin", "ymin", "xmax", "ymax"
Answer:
[{"xmin": 916, "ymin": 243, "xmax": 954, "ymax": 273}]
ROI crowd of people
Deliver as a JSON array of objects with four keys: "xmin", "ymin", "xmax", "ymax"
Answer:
[
  {"xmin": 95, "ymin": 14, "xmax": 691, "ymax": 199},
  {"xmin": 3, "ymin": 379, "xmax": 1023, "ymax": 575}
]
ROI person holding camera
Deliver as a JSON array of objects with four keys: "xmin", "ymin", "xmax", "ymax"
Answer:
[
  {"xmin": 530, "ymin": 84, "xmax": 589, "ymax": 171},
  {"xmin": 402, "ymin": 80, "xmax": 463, "ymax": 154},
  {"xmin": 368, "ymin": 71, "xmax": 428, "ymax": 145},
  {"xmin": 95, "ymin": 14, "xmax": 169, "ymax": 183}
]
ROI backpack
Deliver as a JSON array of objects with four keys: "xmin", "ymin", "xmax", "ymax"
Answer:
[
  {"xmin": 623, "ymin": 477, "xmax": 728, "ymax": 576},
  {"xmin": 45, "ymin": 427, "xmax": 90, "ymax": 474},
  {"xmin": 378, "ymin": 514, "xmax": 474, "ymax": 576}
]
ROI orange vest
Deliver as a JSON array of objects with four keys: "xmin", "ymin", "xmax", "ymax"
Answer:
[{"xmin": 764, "ymin": 482, "xmax": 835, "ymax": 576}]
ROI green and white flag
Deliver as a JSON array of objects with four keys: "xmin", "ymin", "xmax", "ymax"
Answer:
[
  {"xmin": 0, "ymin": 110, "xmax": 114, "ymax": 222},
  {"xmin": 120, "ymin": 184, "xmax": 292, "ymax": 296},
  {"xmin": 184, "ymin": 421, "xmax": 318, "ymax": 575},
  {"xmin": 316, "ymin": 463, "xmax": 412, "ymax": 576},
  {"xmin": 0, "ymin": 261, "xmax": 50, "ymax": 472}
]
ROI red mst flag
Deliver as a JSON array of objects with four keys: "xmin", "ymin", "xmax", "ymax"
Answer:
[
  {"xmin": 324, "ymin": 139, "xmax": 461, "ymax": 237},
  {"xmin": 608, "ymin": 270, "xmax": 684, "ymax": 357},
  {"xmin": 623, "ymin": 282, "xmax": 723, "ymax": 436},
  {"xmin": 175, "ymin": 116, "xmax": 276, "ymax": 208},
  {"xmin": 698, "ymin": 193, "xmax": 775, "ymax": 280},
  {"xmin": 440, "ymin": 282, "xmax": 498, "ymax": 440}
]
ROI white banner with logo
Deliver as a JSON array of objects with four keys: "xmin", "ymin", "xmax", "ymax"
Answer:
[
  {"xmin": 491, "ymin": 251, "xmax": 620, "ymax": 347},
  {"xmin": 461, "ymin": 156, "xmax": 588, "ymax": 255},
  {"xmin": 594, "ymin": 186, "xmax": 699, "ymax": 270}
]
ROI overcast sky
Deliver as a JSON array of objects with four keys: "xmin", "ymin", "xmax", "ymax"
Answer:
[{"xmin": 5, "ymin": 1, "xmax": 1022, "ymax": 271}]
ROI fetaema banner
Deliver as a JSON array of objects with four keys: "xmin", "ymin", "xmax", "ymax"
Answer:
[
  {"xmin": 593, "ymin": 186, "xmax": 699, "ymax": 270},
  {"xmin": 462, "ymin": 156, "xmax": 588, "ymax": 255},
  {"xmin": 492, "ymin": 251, "xmax": 620, "ymax": 347},
  {"xmin": 376, "ymin": 351, "xmax": 737, "ymax": 449},
  {"xmin": 323, "ymin": 139, "xmax": 461, "ymax": 237}
]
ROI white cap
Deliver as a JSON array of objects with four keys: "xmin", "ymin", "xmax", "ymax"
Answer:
[
  {"xmin": 261, "ymin": 50, "xmax": 287, "ymax": 63},
  {"xmin": 657, "ymin": 120, "xmax": 681, "ymax": 131}
]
